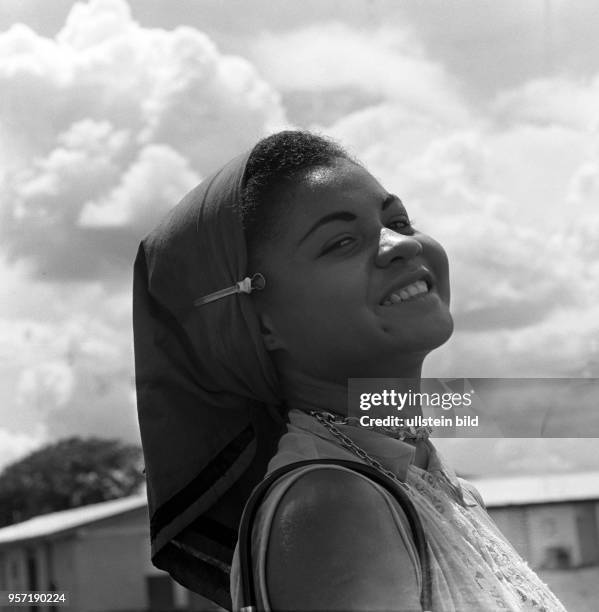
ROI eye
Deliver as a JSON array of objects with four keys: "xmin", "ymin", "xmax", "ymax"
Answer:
[
  {"xmin": 387, "ymin": 216, "xmax": 415, "ymax": 232},
  {"xmin": 320, "ymin": 236, "xmax": 355, "ymax": 255}
]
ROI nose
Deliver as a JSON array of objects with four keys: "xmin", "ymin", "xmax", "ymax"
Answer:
[{"xmin": 375, "ymin": 227, "xmax": 423, "ymax": 267}]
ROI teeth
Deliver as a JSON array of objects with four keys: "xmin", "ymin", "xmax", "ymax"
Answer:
[{"xmin": 382, "ymin": 280, "xmax": 429, "ymax": 306}]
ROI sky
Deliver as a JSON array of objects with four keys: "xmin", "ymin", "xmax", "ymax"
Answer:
[{"xmin": 0, "ymin": 0, "xmax": 598, "ymax": 476}]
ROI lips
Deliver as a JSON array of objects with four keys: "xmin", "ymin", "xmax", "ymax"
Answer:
[{"xmin": 379, "ymin": 268, "xmax": 434, "ymax": 306}]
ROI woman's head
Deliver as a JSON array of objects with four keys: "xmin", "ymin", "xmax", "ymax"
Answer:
[{"xmin": 239, "ymin": 131, "xmax": 454, "ymax": 385}]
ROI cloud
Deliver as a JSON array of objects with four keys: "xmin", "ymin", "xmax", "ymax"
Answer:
[
  {"xmin": 0, "ymin": 427, "xmax": 47, "ymax": 473},
  {"xmin": 566, "ymin": 130, "xmax": 599, "ymax": 243},
  {"xmin": 1, "ymin": 296, "xmax": 139, "ymax": 446},
  {"xmin": 0, "ymin": 301, "xmax": 138, "ymax": 470},
  {"xmin": 17, "ymin": 360, "xmax": 75, "ymax": 410},
  {"xmin": 493, "ymin": 76, "xmax": 599, "ymax": 129},
  {"xmin": 79, "ymin": 143, "xmax": 200, "ymax": 228},
  {"xmin": 0, "ymin": 0, "xmax": 287, "ymax": 280},
  {"xmin": 568, "ymin": 159, "xmax": 599, "ymax": 207},
  {"xmin": 251, "ymin": 22, "xmax": 468, "ymax": 127},
  {"xmin": 0, "ymin": 252, "xmax": 138, "ymax": 450},
  {"xmin": 44, "ymin": 349, "xmax": 139, "ymax": 443}
]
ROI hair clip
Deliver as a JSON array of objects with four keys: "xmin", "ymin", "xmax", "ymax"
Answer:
[{"xmin": 193, "ymin": 273, "xmax": 266, "ymax": 307}]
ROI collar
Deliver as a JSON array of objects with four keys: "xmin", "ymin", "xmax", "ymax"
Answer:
[{"xmin": 270, "ymin": 409, "xmax": 472, "ymax": 507}]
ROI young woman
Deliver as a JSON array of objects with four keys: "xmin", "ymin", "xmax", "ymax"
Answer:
[{"xmin": 134, "ymin": 131, "xmax": 568, "ymax": 611}]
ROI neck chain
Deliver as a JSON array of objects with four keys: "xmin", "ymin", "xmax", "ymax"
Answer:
[
  {"xmin": 310, "ymin": 411, "xmax": 416, "ymax": 490},
  {"xmin": 311, "ymin": 411, "xmax": 469, "ymax": 512}
]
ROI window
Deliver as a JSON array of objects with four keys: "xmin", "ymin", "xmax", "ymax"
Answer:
[
  {"xmin": 542, "ymin": 546, "xmax": 571, "ymax": 569},
  {"xmin": 146, "ymin": 574, "xmax": 175, "ymax": 611}
]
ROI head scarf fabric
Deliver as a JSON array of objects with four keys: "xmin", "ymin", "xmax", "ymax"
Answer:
[{"xmin": 133, "ymin": 152, "xmax": 286, "ymax": 609}]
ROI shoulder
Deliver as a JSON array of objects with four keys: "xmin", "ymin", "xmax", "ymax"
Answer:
[
  {"xmin": 256, "ymin": 464, "xmax": 423, "ymax": 610},
  {"xmin": 261, "ymin": 463, "xmax": 417, "ymax": 529},
  {"xmin": 274, "ymin": 463, "xmax": 398, "ymax": 511}
]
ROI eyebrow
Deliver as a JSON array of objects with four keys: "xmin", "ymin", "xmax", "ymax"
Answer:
[{"xmin": 297, "ymin": 193, "xmax": 403, "ymax": 246}]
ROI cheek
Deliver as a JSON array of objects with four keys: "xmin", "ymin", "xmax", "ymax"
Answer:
[
  {"xmin": 422, "ymin": 236, "xmax": 451, "ymax": 302},
  {"xmin": 267, "ymin": 272, "xmax": 367, "ymax": 344}
]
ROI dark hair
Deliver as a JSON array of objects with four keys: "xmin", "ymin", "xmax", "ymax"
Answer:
[{"xmin": 240, "ymin": 130, "xmax": 353, "ymax": 263}]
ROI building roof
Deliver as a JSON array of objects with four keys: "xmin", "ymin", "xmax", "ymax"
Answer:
[
  {"xmin": 0, "ymin": 495, "xmax": 147, "ymax": 547},
  {"xmin": 471, "ymin": 470, "xmax": 599, "ymax": 507}
]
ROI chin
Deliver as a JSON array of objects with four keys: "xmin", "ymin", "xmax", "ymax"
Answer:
[
  {"xmin": 431, "ymin": 312, "xmax": 454, "ymax": 347},
  {"xmin": 406, "ymin": 312, "xmax": 454, "ymax": 354}
]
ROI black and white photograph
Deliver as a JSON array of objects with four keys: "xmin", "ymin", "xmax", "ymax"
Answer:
[{"xmin": 1, "ymin": 1, "xmax": 598, "ymax": 611}]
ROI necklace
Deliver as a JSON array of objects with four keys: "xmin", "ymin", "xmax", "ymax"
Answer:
[{"xmin": 310, "ymin": 411, "xmax": 413, "ymax": 490}]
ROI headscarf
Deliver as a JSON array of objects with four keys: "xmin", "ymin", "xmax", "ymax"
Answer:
[{"xmin": 133, "ymin": 152, "xmax": 286, "ymax": 609}]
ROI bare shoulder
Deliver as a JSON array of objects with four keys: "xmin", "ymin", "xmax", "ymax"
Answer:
[{"xmin": 262, "ymin": 465, "xmax": 422, "ymax": 611}]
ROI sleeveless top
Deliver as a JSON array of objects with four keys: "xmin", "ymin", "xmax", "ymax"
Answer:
[{"xmin": 230, "ymin": 409, "xmax": 568, "ymax": 611}]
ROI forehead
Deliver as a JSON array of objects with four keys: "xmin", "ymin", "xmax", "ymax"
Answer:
[{"xmin": 286, "ymin": 159, "xmax": 387, "ymax": 217}]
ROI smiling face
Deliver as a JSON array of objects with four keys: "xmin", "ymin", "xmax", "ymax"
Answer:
[{"xmin": 250, "ymin": 158, "xmax": 453, "ymax": 384}]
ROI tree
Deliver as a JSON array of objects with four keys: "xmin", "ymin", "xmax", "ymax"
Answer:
[{"xmin": 0, "ymin": 437, "xmax": 145, "ymax": 527}]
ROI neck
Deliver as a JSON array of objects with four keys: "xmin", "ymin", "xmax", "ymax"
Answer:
[{"xmin": 280, "ymin": 362, "xmax": 425, "ymax": 418}]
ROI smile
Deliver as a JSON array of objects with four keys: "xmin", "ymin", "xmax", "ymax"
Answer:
[{"xmin": 381, "ymin": 280, "xmax": 430, "ymax": 306}]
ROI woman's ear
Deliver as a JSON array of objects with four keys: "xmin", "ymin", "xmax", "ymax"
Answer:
[{"xmin": 258, "ymin": 313, "xmax": 285, "ymax": 352}]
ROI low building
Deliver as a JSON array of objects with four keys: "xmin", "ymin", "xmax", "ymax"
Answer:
[
  {"xmin": 0, "ymin": 496, "xmax": 220, "ymax": 612},
  {"xmin": 472, "ymin": 470, "xmax": 599, "ymax": 569}
]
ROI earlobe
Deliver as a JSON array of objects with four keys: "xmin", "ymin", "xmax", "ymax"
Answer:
[{"xmin": 258, "ymin": 313, "xmax": 285, "ymax": 352}]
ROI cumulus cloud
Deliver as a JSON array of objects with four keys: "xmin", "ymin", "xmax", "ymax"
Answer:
[
  {"xmin": 403, "ymin": 134, "xmax": 588, "ymax": 329},
  {"xmin": 17, "ymin": 360, "xmax": 75, "ymax": 411},
  {"xmin": 568, "ymin": 159, "xmax": 599, "ymax": 207},
  {"xmin": 0, "ymin": 0, "xmax": 287, "ymax": 280},
  {"xmin": 0, "ymin": 307, "xmax": 137, "ymax": 470},
  {"xmin": 1, "ymin": 299, "xmax": 138, "ymax": 450},
  {"xmin": 0, "ymin": 248, "xmax": 139, "ymax": 456},
  {"xmin": 566, "ymin": 130, "xmax": 599, "ymax": 249},
  {"xmin": 492, "ymin": 76, "xmax": 599, "ymax": 130},
  {"xmin": 45, "ymin": 348, "xmax": 138, "ymax": 443},
  {"xmin": 251, "ymin": 22, "xmax": 468, "ymax": 127},
  {"xmin": 78, "ymin": 143, "xmax": 200, "ymax": 228}
]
